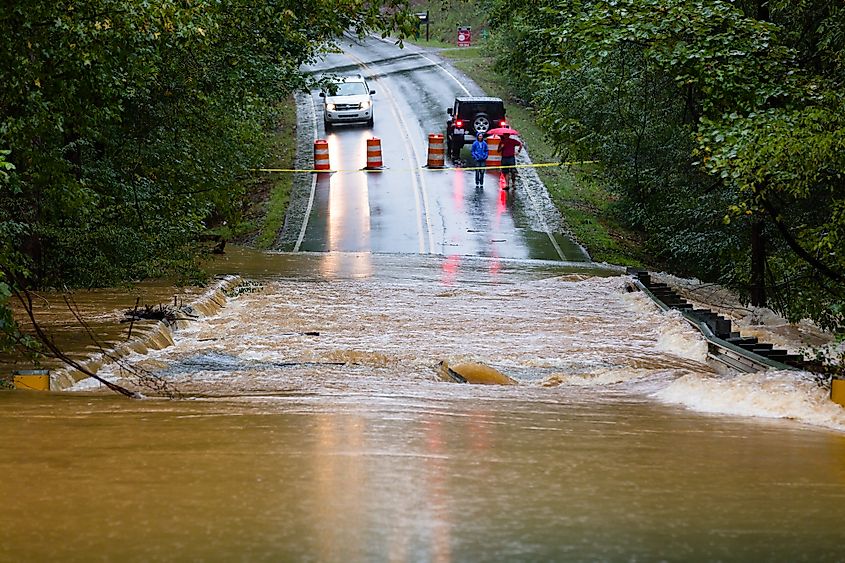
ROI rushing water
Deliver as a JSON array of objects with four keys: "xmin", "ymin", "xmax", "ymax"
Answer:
[{"xmin": 2, "ymin": 252, "xmax": 844, "ymax": 560}]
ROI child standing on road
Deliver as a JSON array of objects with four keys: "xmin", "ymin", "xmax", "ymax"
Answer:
[
  {"xmin": 499, "ymin": 133, "xmax": 522, "ymax": 190},
  {"xmin": 470, "ymin": 132, "xmax": 488, "ymax": 187}
]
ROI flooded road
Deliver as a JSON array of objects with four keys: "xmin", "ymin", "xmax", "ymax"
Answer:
[
  {"xmin": 3, "ymin": 252, "xmax": 845, "ymax": 560},
  {"xmin": 4, "ymin": 37, "xmax": 845, "ymax": 560},
  {"xmin": 4, "ymin": 388, "xmax": 845, "ymax": 561}
]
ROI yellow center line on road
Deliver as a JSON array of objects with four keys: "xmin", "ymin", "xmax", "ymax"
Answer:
[{"xmin": 341, "ymin": 50, "xmax": 435, "ymax": 254}]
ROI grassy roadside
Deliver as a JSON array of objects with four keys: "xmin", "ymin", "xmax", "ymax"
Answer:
[
  {"xmin": 238, "ymin": 97, "xmax": 298, "ymax": 250},
  {"xmin": 408, "ymin": 1, "xmax": 491, "ymax": 46},
  {"xmin": 432, "ymin": 44, "xmax": 645, "ymax": 266}
]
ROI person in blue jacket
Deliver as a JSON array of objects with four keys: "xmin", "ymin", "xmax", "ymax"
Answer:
[{"xmin": 470, "ymin": 131, "xmax": 488, "ymax": 187}]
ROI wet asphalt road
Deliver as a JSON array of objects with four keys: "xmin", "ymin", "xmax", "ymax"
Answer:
[{"xmin": 284, "ymin": 36, "xmax": 588, "ymax": 262}]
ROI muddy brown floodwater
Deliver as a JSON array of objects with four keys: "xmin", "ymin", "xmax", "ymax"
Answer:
[
  {"xmin": 2, "ymin": 251, "xmax": 845, "ymax": 560},
  {"xmin": 0, "ymin": 282, "xmax": 214, "ymax": 375}
]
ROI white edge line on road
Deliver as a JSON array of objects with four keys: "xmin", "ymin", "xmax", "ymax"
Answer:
[
  {"xmin": 522, "ymin": 179, "xmax": 567, "ymax": 261},
  {"xmin": 418, "ymin": 54, "xmax": 471, "ymax": 96},
  {"xmin": 293, "ymin": 94, "xmax": 319, "ymax": 252}
]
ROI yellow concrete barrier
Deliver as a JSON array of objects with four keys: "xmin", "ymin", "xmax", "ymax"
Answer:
[
  {"xmin": 12, "ymin": 370, "xmax": 51, "ymax": 391},
  {"xmin": 438, "ymin": 361, "xmax": 517, "ymax": 385},
  {"xmin": 831, "ymin": 379, "xmax": 845, "ymax": 407}
]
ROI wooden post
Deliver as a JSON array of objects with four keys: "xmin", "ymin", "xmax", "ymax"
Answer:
[{"xmin": 750, "ymin": 219, "xmax": 766, "ymax": 307}]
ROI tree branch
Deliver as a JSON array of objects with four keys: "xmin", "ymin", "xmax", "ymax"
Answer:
[
  {"xmin": 12, "ymin": 287, "xmax": 141, "ymax": 398},
  {"xmin": 760, "ymin": 196, "xmax": 844, "ymax": 283}
]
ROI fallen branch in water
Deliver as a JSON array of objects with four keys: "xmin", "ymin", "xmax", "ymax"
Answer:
[
  {"xmin": 11, "ymin": 286, "xmax": 141, "ymax": 399},
  {"xmin": 122, "ymin": 303, "xmax": 179, "ymax": 324},
  {"xmin": 126, "ymin": 297, "xmax": 140, "ymax": 340},
  {"xmin": 64, "ymin": 294, "xmax": 181, "ymax": 398}
]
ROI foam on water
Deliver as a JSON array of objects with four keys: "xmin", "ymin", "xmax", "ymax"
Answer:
[
  {"xmin": 70, "ymin": 264, "xmax": 845, "ymax": 433},
  {"xmin": 622, "ymin": 285, "xmax": 845, "ymax": 431},
  {"xmin": 541, "ymin": 367, "xmax": 659, "ymax": 387},
  {"xmin": 622, "ymin": 290, "xmax": 709, "ymax": 363},
  {"xmin": 655, "ymin": 370, "xmax": 845, "ymax": 432},
  {"xmin": 654, "ymin": 310, "xmax": 709, "ymax": 363}
]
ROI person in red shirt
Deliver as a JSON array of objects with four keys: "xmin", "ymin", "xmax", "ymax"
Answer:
[{"xmin": 499, "ymin": 133, "xmax": 522, "ymax": 190}]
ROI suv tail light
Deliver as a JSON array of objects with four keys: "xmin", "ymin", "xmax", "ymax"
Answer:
[
  {"xmin": 455, "ymin": 119, "xmax": 464, "ymax": 128},
  {"xmin": 499, "ymin": 120, "xmax": 508, "ymax": 127}
]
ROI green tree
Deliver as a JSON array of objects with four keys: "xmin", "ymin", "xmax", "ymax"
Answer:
[
  {"xmin": 0, "ymin": 1, "xmax": 413, "ymax": 353},
  {"xmin": 489, "ymin": 0, "xmax": 844, "ymax": 336}
]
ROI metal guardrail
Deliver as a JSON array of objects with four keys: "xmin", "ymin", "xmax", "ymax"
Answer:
[{"xmin": 631, "ymin": 278, "xmax": 798, "ymax": 373}]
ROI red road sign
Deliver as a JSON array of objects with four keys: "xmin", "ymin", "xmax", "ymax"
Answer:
[{"xmin": 457, "ymin": 26, "xmax": 472, "ymax": 47}]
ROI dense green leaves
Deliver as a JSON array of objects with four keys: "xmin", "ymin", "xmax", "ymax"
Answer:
[
  {"xmin": 0, "ymin": 1, "xmax": 412, "ymax": 353},
  {"xmin": 490, "ymin": 0, "xmax": 844, "ymax": 336}
]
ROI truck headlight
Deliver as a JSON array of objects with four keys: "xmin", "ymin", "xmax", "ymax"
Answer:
[
  {"xmin": 326, "ymin": 103, "xmax": 336, "ymax": 111},
  {"xmin": 360, "ymin": 100, "xmax": 372, "ymax": 109}
]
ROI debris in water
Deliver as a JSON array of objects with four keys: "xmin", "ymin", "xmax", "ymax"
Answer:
[
  {"xmin": 438, "ymin": 360, "xmax": 517, "ymax": 385},
  {"xmin": 122, "ymin": 303, "xmax": 179, "ymax": 324}
]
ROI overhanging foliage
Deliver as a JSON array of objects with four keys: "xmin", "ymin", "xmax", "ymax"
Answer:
[
  {"xmin": 0, "ymin": 0, "xmax": 414, "ymax": 354},
  {"xmin": 489, "ymin": 0, "xmax": 844, "ymax": 335}
]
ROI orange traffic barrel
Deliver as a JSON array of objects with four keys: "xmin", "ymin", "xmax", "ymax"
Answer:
[
  {"xmin": 427, "ymin": 134, "xmax": 446, "ymax": 168},
  {"xmin": 365, "ymin": 137, "xmax": 384, "ymax": 170},
  {"xmin": 314, "ymin": 139, "xmax": 330, "ymax": 171},
  {"xmin": 487, "ymin": 135, "xmax": 501, "ymax": 167}
]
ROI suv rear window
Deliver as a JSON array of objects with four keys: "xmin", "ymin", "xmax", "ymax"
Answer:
[{"xmin": 457, "ymin": 101, "xmax": 504, "ymax": 118}]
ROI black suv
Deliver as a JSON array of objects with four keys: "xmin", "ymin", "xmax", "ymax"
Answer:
[{"xmin": 445, "ymin": 97, "xmax": 508, "ymax": 160}]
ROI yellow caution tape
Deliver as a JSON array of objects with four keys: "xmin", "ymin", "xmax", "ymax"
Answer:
[{"xmin": 253, "ymin": 160, "xmax": 598, "ymax": 174}]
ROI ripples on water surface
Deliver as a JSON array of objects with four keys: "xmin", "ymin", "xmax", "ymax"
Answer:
[{"xmin": 2, "ymin": 252, "xmax": 844, "ymax": 560}]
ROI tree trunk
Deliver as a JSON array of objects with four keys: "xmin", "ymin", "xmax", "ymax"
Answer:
[
  {"xmin": 750, "ymin": 219, "xmax": 766, "ymax": 307},
  {"xmin": 756, "ymin": 1, "xmax": 770, "ymax": 22}
]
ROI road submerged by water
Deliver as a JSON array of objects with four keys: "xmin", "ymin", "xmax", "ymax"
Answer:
[{"xmin": 2, "ymin": 37, "xmax": 845, "ymax": 561}]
